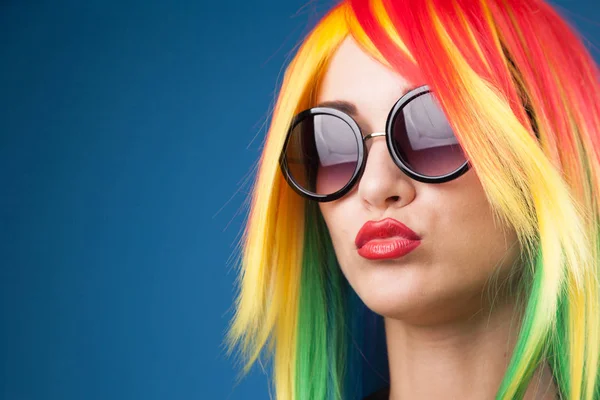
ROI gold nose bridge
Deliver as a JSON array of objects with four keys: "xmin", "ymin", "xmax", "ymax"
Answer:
[{"xmin": 363, "ymin": 132, "xmax": 386, "ymax": 141}]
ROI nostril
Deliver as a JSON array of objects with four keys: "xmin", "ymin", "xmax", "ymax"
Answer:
[{"xmin": 389, "ymin": 196, "xmax": 400, "ymax": 202}]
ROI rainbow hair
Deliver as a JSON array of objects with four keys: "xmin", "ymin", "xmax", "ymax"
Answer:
[{"xmin": 225, "ymin": 0, "xmax": 600, "ymax": 399}]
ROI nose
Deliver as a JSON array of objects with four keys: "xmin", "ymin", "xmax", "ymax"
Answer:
[{"xmin": 357, "ymin": 136, "xmax": 416, "ymax": 210}]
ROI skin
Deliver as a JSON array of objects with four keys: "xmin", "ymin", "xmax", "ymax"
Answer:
[{"xmin": 316, "ymin": 37, "xmax": 557, "ymax": 399}]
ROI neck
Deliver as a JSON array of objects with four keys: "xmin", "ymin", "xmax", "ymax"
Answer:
[{"xmin": 384, "ymin": 300, "xmax": 558, "ymax": 400}]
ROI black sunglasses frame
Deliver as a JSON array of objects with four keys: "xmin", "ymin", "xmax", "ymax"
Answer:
[{"xmin": 279, "ymin": 85, "xmax": 471, "ymax": 202}]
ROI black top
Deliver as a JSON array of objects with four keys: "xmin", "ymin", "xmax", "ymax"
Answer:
[{"xmin": 362, "ymin": 387, "xmax": 390, "ymax": 400}]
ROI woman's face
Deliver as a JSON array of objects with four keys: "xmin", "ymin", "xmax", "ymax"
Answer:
[{"xmin": 317, "ymin": 37, "xmax": 522, "ymax": 325}]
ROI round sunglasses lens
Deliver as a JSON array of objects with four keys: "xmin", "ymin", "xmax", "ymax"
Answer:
[
  {"xmin": 392, "ymin": 92, "xmax": 466, "ymax": 177},
  {"xmin": 284, "ymin": 113, "xmax": 359, "ymax": 196}
]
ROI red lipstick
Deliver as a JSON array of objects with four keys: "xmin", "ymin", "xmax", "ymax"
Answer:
[{"xmin": 355, "ymin": 218, "xmax": 421, "ymax": 260}]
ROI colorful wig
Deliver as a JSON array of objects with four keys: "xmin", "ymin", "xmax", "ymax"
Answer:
[{"xmin": 225, "ymin": 0, "xmax": 600, "ymax": 399}]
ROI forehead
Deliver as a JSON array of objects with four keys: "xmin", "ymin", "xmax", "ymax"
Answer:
[{"xmin": 316, "ymin": 37, "xmax": 414, "ymax": 125}]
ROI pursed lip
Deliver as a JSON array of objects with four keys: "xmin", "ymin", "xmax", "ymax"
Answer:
[{"xmin": 355, "ymin": 217, "xmax": 421, "ymax": 249}]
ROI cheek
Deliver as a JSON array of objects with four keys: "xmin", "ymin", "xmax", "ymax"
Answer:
[
  {"xmin": 318, "ymin": 202, "xmax": 356, "ymax": 263},
  {"xmin": 424, "ymin": 179, "xmax": 522, "ymax": 285}
]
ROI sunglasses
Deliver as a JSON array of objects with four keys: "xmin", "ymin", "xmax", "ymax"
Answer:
[{"xmin": 279, "ymin": 85, "xmax": 470, "ymax": 202}]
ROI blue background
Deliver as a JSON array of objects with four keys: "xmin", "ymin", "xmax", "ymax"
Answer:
[{"xmin": 1, "ymin": 1, "xmax": 598, "ymax": 399}]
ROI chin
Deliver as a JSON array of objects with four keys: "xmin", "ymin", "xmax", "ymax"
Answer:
[
  {"xmin": 352, "ymin": 270, "xmax": 481, "ymax": 325},
  {"xmin": 354, "ymin": 274, "xmax": 430, "ymax": 319},
  {"xmin": 363, "ymin": 295, "xmax": 432, "ymax": 321}
]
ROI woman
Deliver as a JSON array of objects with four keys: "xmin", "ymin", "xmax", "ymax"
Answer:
[{"xmin": 225, "ymin": 0, "xmax": 600, "ymax": 399}]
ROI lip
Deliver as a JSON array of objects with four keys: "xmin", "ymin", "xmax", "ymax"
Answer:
[{"xmin": 355, "ymin": 218, "xmax": 421, "ymax": 260}]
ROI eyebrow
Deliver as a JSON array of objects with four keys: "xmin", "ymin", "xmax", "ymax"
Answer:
[
  {"xmin": 316, "ymin": 86, "xmax": 419, "ymax": 116},
  {"xmin": 315, "ymin": 100, "xmax": 358, "ymax": 116}
]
